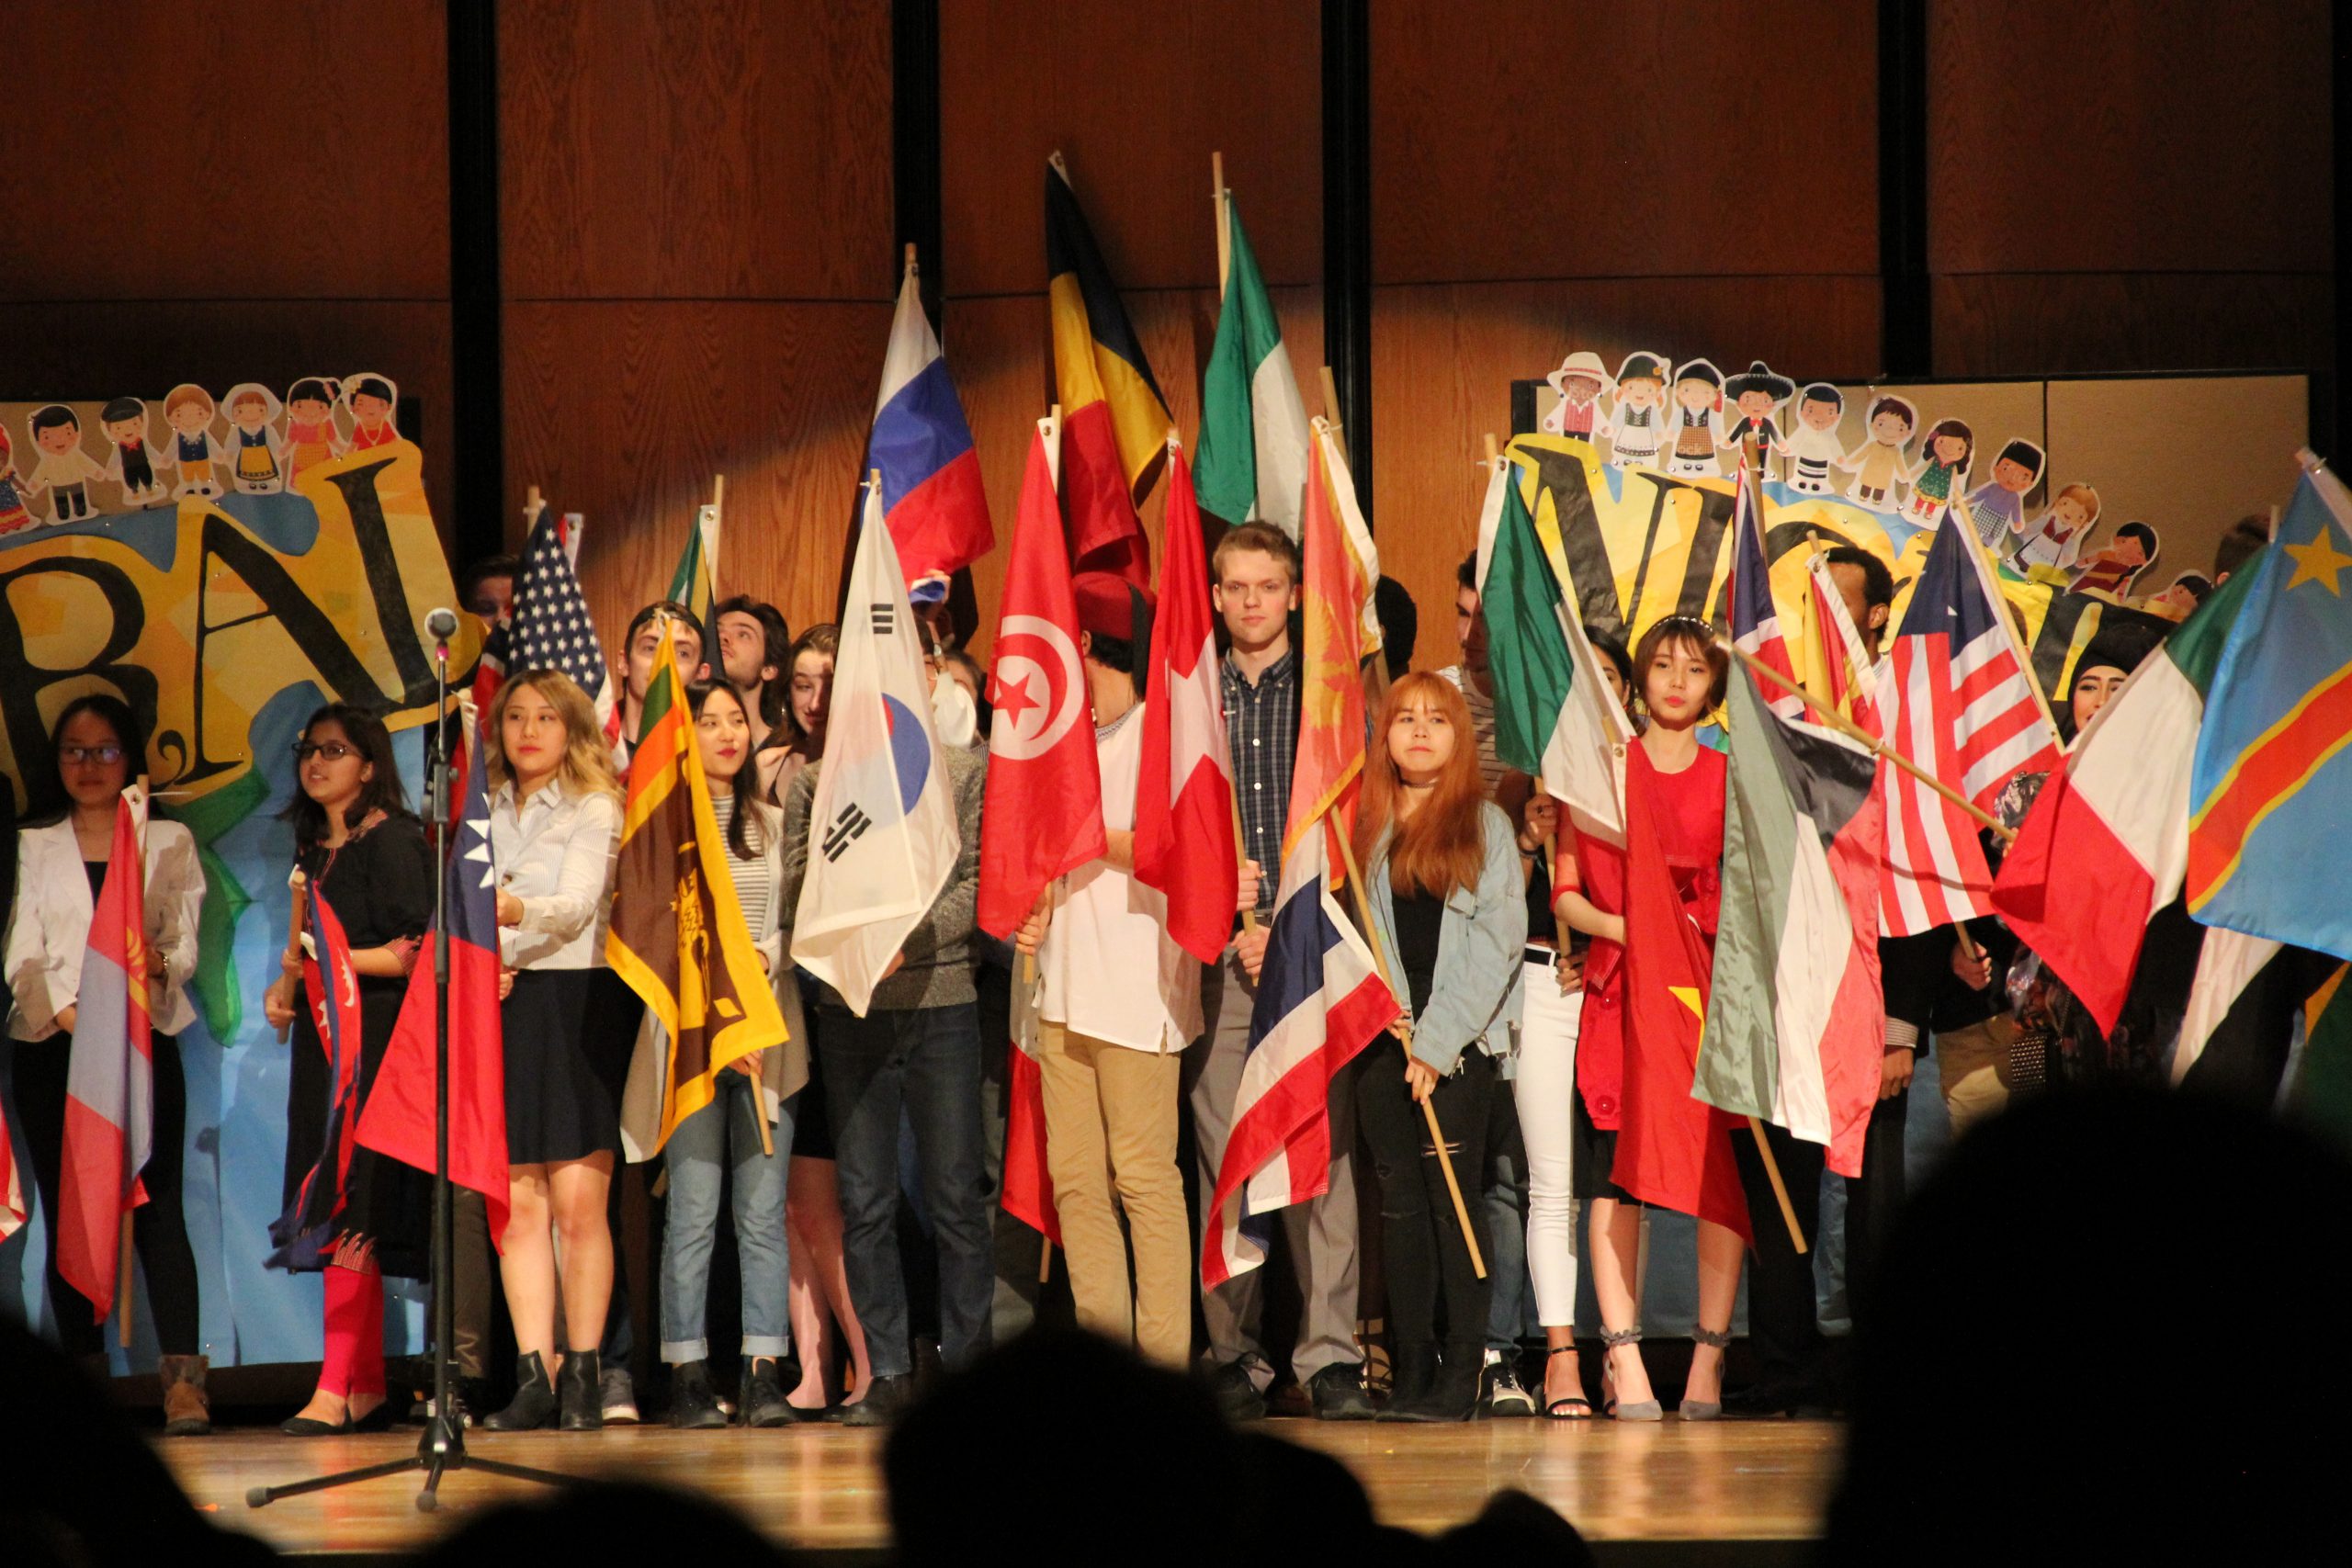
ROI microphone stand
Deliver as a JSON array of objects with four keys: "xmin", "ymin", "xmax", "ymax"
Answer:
[{"xmin": 249, "ymin": 629, "xmax": 568, "ymax": 1513}]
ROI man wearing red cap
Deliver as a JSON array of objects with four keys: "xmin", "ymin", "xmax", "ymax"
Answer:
[{"xmin": 1012, "ymin": 572, "xmax": 1200, "ymax": 1368}]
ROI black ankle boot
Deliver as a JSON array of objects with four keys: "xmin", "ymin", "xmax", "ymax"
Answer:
[
  {"xmin": 1376, "ymin": 1342, "xmax": 1436, "ymax": 1422},
  {"xmin": 1393, "ymin": 1342, "xmax": 1484, "ymax": 1423},
  {"xmin": 484, "ymin": 1351, "xmax": 559, "ymax": 1431},
  {"xmin": 669, "ymin": 1360, "xmax": 727, "ymax": 1429},
  {"xmin": 558, "ymin": 1348, "xmax": 604, "ymax": 1432}
]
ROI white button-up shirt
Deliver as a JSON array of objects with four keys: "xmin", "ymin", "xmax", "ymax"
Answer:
[
  {"xmin": 6, "ymin": 818, "xmax": 205, "ymax": 1040},
  {"xmin": 488, "ymin": 780, "xmax": 621, "ymax": 970}
]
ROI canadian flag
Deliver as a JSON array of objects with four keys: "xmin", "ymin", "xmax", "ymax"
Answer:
[{"xmin": 1134, "ymin": 439, "xmax": 1238, "ymax": 962}]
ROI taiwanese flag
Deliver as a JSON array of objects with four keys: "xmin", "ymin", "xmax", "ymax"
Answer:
[
  {"xmin": 356, "ymin": 726, "xmax": 511, "ymax": 1243},
  {"xmin": 56, "ymin": 791, "xmax": 153, "ymax": 1322},
  {"xmin": 868, "ymin": 260, "xmax": 994, "ymax": 586},
  {"xmin": 267, "ymin": 885, "xmax": 368, "ymax": 1268},
  {"xmin": 1132, "ymin": 438, "xmax": 1238, "ymax": 963},
  {"xmin": 1046, "ymin": 154, "xmax": 1169, "ymax": 583}
]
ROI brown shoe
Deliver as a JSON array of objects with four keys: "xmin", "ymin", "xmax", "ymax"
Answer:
[{"xmin": 160, "ymin": 1355, "xmax": 212, "ymax": 1437}]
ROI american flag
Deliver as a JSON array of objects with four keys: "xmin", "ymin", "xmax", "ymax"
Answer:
[
  {"xmin": 1882, "ymin": 521, "xmax": 2060, "ymax": 934},
  {"xmin": 508, "ymin": 506, "xmax": 617, "ymax": 738}
]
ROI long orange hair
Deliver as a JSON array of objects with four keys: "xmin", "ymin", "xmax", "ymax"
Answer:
[{"xmin": 1354, "ymin": 671, "xmax": 1488, "ymax": 900}]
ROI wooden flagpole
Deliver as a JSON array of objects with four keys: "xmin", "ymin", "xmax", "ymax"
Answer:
[
  {"xmin": 1317, "ymin": 367, "xmax": 1347, "ymax": 462},
  {"xmin": 1212, "ymin": 152, "xmax": 1229, "ymax": 295}
]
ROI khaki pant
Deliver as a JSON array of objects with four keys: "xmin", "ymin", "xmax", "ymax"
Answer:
[
  {"xmin": 1039, "ymin": 1021, "xmax": 1190, "ymax": 1367},
  {"xmin": 1937, "ymin": 1015, "xmax": 2015, "ymax": 1138}
]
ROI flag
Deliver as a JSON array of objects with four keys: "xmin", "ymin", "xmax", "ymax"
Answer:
[
  {"xmin": 55, "ymin": 791, "xmax": 153, "ymax": 1322},
  {"xmin": 1882, "ymin": 520, "xmax": 2059, "ymax": 935},
  {"xmin": 868, "ymin": 264, "xmax": 994, "ymax": 586},
  {"xmin": 1319, "ymin": 423, "xmax": 1384, "ymax": 663},
  {"xmin": 1993, "ymin": 562, "xmax": 2263, "ymax": 1034},
  {"xmin": 791, "ymin": 482, "xmax": 961, "ymax": 1015},
  {"xmin": 1283, "ymin": 425, "xmax": 1376, "ymax": 863},
  {"xmin": 1801, "ymin": 552, "xmax": 1883, "ymax": 730},
  {"xmin": 1133, "ymin": 439, "xmax": 1238, "ymax": 963},
  {"xmin": 667, "ymin": 502, "xmax": 719, "ymax": 632},
  {"xmin": 0, "ymin": 1116, "xmax": 20, "ymax": 1242},
  {"xmin": 267, "ymin": 885, "xmax": 367, "ymax": 1268},
  {"xmin": 356, "ymin": 725, "xmax": 510, "ymax": 1244},
  {"xmin": 1727, "ymin": 457, "xmax": 1804, "ymax": 722},
  {"xmin": 509, "ymin": 502, "xmax": 618, "ymax": 739},
  {"xmin": 2186, "ymin": 464, "xmax": 2352, "ymax": 960},
  {"xmin": 1195, "ymin": 192, "xmax": 1309, "ymax": 539},
  {"xmin": 1046, "ymin": 155, "xmax": 1169, "ymax": 581},
  {"xmin": 605, "ymin": 626, "xmax": 788, "ymax": 1153},
  {"xmin": 1201, "ymin": 831, "xmax": 1396, "ymax": 1287},
  {"xmin": 977, "ymin": 419, "xmax": 1107, "ymax": 940},
  {"xmin": 2170, "ymin": 929, "xmax": 2338, "ymax": 1102},
  {"xmin": 2290, "ymin": 963, "xmax": 2352, "ymax": 1150},
  {"xmin": 999, "ymin": 1040, "xmax": 1059, "ymax": 1247},
  {"xmin": 1611, "ymin": 746, "xmax": 1749, "ymax": 1237}
]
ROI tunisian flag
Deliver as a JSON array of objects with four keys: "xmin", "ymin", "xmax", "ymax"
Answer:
[
  {"xmin": 1133, "ymin": 439, "xmax": 1237, "ymax": 963},
  {"xmin": 978, "ymin": 415, "xmax": 1108, "ymax": 938}
]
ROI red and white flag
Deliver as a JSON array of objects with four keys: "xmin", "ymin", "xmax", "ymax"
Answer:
[{"xmin": 1133, "ymin": 438, "xmax": 1237, "ymax": 963}]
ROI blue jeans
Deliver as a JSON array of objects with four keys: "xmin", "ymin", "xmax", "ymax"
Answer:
[
  {"xmin": 658, "ymin": 1072, "xmax": 795, "ymax": 1362},
  {"xmin": 818, "ymin": 1001, "xmax": 992, "ymax": 1379}
]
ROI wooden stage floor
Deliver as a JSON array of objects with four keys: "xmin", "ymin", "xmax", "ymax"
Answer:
[{"xmin": 164, "ymin": 1418, "xmax": 1843, "ymax": 1560}]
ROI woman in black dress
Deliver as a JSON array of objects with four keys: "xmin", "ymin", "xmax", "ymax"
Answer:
[{"xmin": 261, "ymin": 705, "xmax": 435, "ymax": 1434}]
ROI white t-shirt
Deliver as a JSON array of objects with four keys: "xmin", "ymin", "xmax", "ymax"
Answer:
[{"xmin": 1038, "ymin": 702, "xmax": 1204, "ymax": 1054}]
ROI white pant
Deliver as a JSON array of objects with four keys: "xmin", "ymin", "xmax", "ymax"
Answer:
[{"xmin": 1511, "ymin": 957, "xmax": 1584, "ymax": 1327}]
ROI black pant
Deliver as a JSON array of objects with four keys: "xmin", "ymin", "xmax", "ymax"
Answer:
[
  {"xmin": 11, "ymin": 1032, "xmax": 201, "ymax": 1357},
  {"xmin": 1356, "ymin": 1040, "xmax": 1494, "ymax": 1350}
]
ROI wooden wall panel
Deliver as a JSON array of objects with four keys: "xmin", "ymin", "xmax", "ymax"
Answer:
[
  {"xmin": 500, "ymin": 0, "xmax": 894, "ymax": 302},
  {"xmin": 1932, "ymin": 274, "xmax": 2335, "ymax": 380},
  {"xmin": 1371, "ymin": 0, "xmax": 1880, "ymax": 286},
  {"xmin": 0, "ymin": 2, "xmax": 450, "ymax": 302},
  {"xmin": 503, "ymin": 300, "xmax": 891, "ymax": 651}
]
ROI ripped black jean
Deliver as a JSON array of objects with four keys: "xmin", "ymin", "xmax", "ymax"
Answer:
[{"xmin": 1355, "ymin": 1037, "xmax": 1495, "ymax": 1350}]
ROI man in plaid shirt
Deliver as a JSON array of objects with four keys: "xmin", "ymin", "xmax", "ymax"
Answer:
[{"xmin": 1182, "ymin": 522, "xmax": 1375, "ymax": 1423}]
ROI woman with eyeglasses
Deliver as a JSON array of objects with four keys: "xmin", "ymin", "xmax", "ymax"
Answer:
[
  {"xmin": 260, "ymin": 705, "xmax": 435, "ymax": 1434},
  {"xmin": 5, "ymin": 694, "xmax": 209, "ymax": 1431}
]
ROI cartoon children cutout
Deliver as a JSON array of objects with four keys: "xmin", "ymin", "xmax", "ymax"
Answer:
[
  {"xmin": 343, "ymin": 373, "xmax": 400, "ymax": 450},
  {"xmin": 1665, "ymin": 358, "xmax": 1727, "ymax": 478},
  {"xmin": 0, "ymin": 426, "xmax": 40, "ymax": 534},
  {"xmin": 1838, "ymin": 393, "xmax": 1917, "ymax": 510},
  {"xmin": 2010, "ymin": 480, "xmax": 2099, "ymax": 573},
  {"xmin": 2069, "ymin": 520, "xmax": 2159, "ymax": 598},
  {"xmin": 1782, "ymin": 382, "xmax": 1848, "ymax": 496},
  {"xmin": 1721, "ymin": 361, "xmax": 1794, "ymax": 477},
  {"xmin": 281, "ymin": 377, "xmax": 347, "ymax": 483},
  {"xmin": 220, "ymin": 382, "xmax": 286, "ymax": 493},
  {"xmin": 27, "ymin": 406, "xmax": 107, "ymax": 525},
  {"xmin": 1902, "ymin": 417, "xmax": 1974, "ymax": 525},
  {"xmin": 1542, "ymin": 352, "xmax": 1613, "ymax": 442},
  {"xmin": 1605, "ymin": 352, "xmax": 1671, "ymax": 470},
  {"xmin": 1963, "ymin": 437, "xmax": 2045, "ymax": 548},
  {"xmin": 164, "ymin": 384, "xmax": 227, "ymax": 499},
  {"xmin": 99, "ymin": 397, "xmax": 167, "ymax": 507}
]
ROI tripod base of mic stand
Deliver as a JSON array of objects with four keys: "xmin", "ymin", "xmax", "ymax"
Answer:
[{"xmin": 245, "ymin": 1413, "xmax": 572, "ymax": 1514}]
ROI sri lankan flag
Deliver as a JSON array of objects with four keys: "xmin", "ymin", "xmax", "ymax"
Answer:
[
  {"xmin": 606, "ymin": 626, "xmax": 786, "ymax": 1153},
  {"xmin": 1047, "ymin": 154, "xmax": 1170, "ymax": 583}
]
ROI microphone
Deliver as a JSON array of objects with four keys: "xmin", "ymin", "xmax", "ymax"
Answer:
[{"xmin": 425, "ymin": 606, "xmax": 460, "ymax": 640}]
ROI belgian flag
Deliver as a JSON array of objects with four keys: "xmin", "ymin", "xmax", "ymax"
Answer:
[{"xmin": 1046, "ymin": 153, "xmax": 1170, "ymax": 583}]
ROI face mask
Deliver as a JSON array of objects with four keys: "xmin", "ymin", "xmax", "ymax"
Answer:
[{"xmin": 931, "ymin": 674, "xmax": 978, "ymax": 750}]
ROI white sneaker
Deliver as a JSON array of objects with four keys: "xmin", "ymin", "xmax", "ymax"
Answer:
[{"xmin": 600, "ymin": 1366, "xmax": 640, "ymax": 1424}]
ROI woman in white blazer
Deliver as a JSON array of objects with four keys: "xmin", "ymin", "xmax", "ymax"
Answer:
[{"xmin": 4, "ymin": 694, "xmax": 208, "ymax": 1431}]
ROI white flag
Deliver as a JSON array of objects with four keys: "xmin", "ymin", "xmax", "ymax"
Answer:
[{"xmin": 791, "ymin": 484, "xmax": 961, "ymax": 1015}]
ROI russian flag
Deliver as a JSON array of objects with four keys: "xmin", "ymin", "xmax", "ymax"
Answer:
[{"xmin": 867, "ymin": 265, "xmax": 993, "ymax": 588}]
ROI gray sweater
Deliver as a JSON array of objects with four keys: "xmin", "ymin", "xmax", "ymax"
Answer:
[{"xmin": 778, "ymin": 743, "xmax": 987, "ymax": 1013}]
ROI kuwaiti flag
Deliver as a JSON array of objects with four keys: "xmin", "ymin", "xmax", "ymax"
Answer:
[
  {"xmin": 1201, "ymin": 831, "xmax": 1395, "ymax": 1287},
  {"xmin": 2169, "ymin": 928, "xmax": 2339, "ymax": 1100},
  {"xmin": 57, "ymin": 789, "xmax": 153, "ymax": 1322},
  {"xmin": 1994, "ymin": 558, "xmax": 2264, "ymax": 1034},
  {"xmin": 793, "ymin": 480, "xmax": 961, "ymax": 1016},
  {"xmin": 267, "ymin": 885, "xmax": 368, "ymax": 1269},
  {"xmin": 867, "ymin": 259, "xmax": 993, "ymax": 586},
  {"xmin": 1133, "ymin": 437, "xmax": 1237, "ymax": 963},
  {"xmin": 1194, "ymin": 191, "xmax": 1309, "ymax": 540}
]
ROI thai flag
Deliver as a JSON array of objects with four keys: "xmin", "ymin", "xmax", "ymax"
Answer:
[
  {"xmin": 268, "ymin": 885, "xmax": 368, "ymax": 1269},
  {"xmin": 866, "ymin": 267, "xmax": 993, "ymax": 589},
  {"xmin": 1201, "ymin": 832, "xmax": 1396, "ymax": 1288}
]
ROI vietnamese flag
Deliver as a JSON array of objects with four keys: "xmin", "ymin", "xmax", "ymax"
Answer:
[{"xmin": 1133, "ymin": 437, "xmax": 1238, "ymax": 963}]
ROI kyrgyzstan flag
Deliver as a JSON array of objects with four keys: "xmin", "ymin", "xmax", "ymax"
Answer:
[
  {"xmin": 356, "ymin": 725, "xmax": 511, "ymax": 1244},
  {"xmin": 1046, "ymin": 153, "xmax": 1169, "ymax": 584},
  {"xmin": 1284, "ymin": 422, "xmax": 1378, "ymax": 865},
  {"xmin": 1133, "ymin": 438, "xmax": 1238, "ymax": 963},
  {"xmin": 56, "ymin": 790, "xmax": 154, "ymax": 1323}
]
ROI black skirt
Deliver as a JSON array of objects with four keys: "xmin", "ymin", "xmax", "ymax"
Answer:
[
  {"xmin": 502, "ymin": 968, "xmax": 642, "ymax": 1165},
  {"xmin": 1570, "ymin": 1083, "xmax": 1639, "ymax": 1204}
]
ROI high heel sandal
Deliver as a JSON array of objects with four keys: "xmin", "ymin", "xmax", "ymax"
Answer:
[
  {"xmin": 1542, "ymin": 1345, "xmax": 1594, "ymax": 1420},
  {"xmin": 1599, "ymin": 1327, "xmax": 1661, "ymax": 1422},
  {"xmin": 1678, "ymin": 1326, "xmax": 1731, "ymax": 1421}
]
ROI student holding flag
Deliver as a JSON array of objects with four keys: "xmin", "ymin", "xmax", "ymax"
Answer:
[{"xmin": 5, "ymin": 695, "xmax": 206, "ymax": 1429}]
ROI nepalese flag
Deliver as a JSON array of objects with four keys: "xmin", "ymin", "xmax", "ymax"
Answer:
[
  {"xmin": 1882, "ymin": 520, "xmax": 2059, "ymax": 936},
  {"xmin": 267, "ymin": 886, "xmax": 368, "ymax": 1269},
  {"xmin": 1201, "ymin": 831, "xmax": 1395, "ymax": 1288},
  {"xmin": 509, "ymin": 502, "xmax": 617, "ymax": 739},
  {"xmin": 1727, "ymin": 457, "xmax": 1804, "ymax": 722},
  {"xmin": 356, "ymin": 724, "xmax": 511, "ymax": 1244},
  {"xmin": 2187, "ymin": 463, "xmax": 2352, "ymax": 962},
  {"xmin": 1194, "ymin": 191, "xmax": 1310, "ymax": 540},
  {"xmin": 868, "ymin": 264, "xmax": 994, "ymax": 586},
  {"xmin": 56, "ymin": 791, "xmax": 153, "ymax": 1323}
]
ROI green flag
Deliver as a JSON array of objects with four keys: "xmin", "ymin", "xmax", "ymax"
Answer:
[
  {"xmin": 1195, "ymin": 194, "xmax": 1309, "ymax": 539},
  {"xmin": 668, "ymin": 502, "xmax": 718, "ymax": 629}
]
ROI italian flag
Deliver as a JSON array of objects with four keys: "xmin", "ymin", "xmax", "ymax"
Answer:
[
  {"xmin": 1992, "ymin": 561, "xmax": 2261, "ymax": 1034},
  {"xmin": 1194, "ymin": 193, "xmax": 1310, "ymax": 539}
]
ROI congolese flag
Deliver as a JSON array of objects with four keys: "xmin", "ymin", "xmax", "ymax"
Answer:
[{"xmin": 1195, "ymin": 191, "xmax": 1309, "ymax": 539}]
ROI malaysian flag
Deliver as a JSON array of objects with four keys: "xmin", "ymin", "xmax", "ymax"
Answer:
[
  {"xmin": 508, "ymin": 505, "xmax": 616, "ymax": 739},
  {"xmin": 1882, "ymin": 522, "xmax": 2060, "ymax": 934}
]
